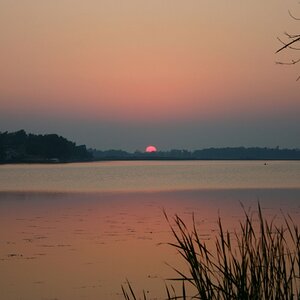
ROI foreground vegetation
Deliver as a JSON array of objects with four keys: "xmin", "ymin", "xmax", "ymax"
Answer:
[{"xmin": 122, "ymin": 205, "xmax": 300, "ymax": 299}]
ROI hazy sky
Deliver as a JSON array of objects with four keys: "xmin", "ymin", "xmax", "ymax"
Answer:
[{"xmin": 0, "ymin": 0, "xmax": 299, "ymax": 151}]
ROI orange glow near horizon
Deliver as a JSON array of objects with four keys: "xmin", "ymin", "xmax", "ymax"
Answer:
[{"xmin": 0, "ymin": 0, "xmax": 299, "ymax": 125}]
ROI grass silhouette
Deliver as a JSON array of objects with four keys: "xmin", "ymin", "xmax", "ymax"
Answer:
[{"xmin": 122, "ymin": 204, "xmax": 300, "ymax": 299}]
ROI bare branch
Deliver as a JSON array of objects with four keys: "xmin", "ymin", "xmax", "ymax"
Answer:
[
  {"xmin": 276, "ymin": 5, "xmax": 300, "ymax": 81},
  {"xmin": 277, "ymin": 37, "xmax": 300, "ymax": 50},
  {"xmin": 275, "ymin": 58, "xmax": 300, "ymax": 65},
  {"xmin": 288, "ymin": 9, "xmax": 300, "ymax": 20},
  {"xmin": 276, "ymin": 36, "xmax": 300, "ymax": 53},
  {"xmin": 284, "ymin": 32, "xmax": 300, "ymax": 39}
]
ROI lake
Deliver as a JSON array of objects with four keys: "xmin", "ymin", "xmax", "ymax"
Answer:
[{"xmin": 0, "ymin": 161, "xmax": 300, "ymax": 299}]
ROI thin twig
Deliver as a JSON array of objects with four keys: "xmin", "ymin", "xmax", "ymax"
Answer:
[
  {"xmin": 275, "ymin": 58, "xmax": 300, "ymax": 65},
  {"xmin": 288, "ymin": 9, "xmax": 300, "ymax": 20},
  {"xmin": 276, "ymin": 36, "xmax": 300, "ymax": 53}
]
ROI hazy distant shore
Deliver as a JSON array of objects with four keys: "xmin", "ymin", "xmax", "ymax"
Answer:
[{"xmin": 1, "ymin": 130, "xmax": 300, "ymax": 163}]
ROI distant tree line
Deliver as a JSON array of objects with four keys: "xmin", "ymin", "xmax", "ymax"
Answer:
[
  {"xmin": 1, "ymin": 130, "xmax": 299, "ymax": 163},
  {"xmin": 0, "ymin": 130, "xmax": 92, "ymax": 163},
  {"xmin": 91, "ymin": 147, "xmax": 300, "ymax": 160}
]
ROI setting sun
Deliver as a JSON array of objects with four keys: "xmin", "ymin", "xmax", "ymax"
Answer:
[{"xmin": 145, "ymin": 145, "xmax": 157, "ymax": 153}]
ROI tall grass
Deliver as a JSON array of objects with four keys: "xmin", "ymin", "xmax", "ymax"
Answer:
[{"xmin": 122, "ymin": 204, "xmax": 300, "ymax": 299}]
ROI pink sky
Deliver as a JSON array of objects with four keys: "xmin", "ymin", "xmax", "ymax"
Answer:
[{"xmin": 0, "ymin": 0, "xmax": 299, "ymax": 149}]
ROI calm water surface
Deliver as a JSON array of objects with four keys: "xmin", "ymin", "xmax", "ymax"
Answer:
[
  {"xmin": 0, "ymin": 160, "xmax": 299, "ymax": 192},
  {"xmin": 0, "ymin": 161, "xmax": 300, "ymax": 299}
]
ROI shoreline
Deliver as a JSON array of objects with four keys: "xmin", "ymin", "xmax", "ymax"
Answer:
[
  {"xmin": 1, "ymin": 157, "xmax": 300, "ymax": 165},
  {"xmin": 1, "ymin": 186, "xmax": 300, "ymax": 197}
]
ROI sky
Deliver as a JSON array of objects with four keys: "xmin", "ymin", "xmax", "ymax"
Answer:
[{"xmin": 0, "ymin": 0, "xmax": 299, "ymax": 151}]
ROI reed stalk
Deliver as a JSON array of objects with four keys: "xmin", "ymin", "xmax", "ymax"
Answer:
[{"xmin": 122, "ymin": 203, "xmax": 300, "ymax": 299}]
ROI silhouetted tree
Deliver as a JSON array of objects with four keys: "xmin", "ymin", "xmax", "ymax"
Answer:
[
  {"xmin": 0, "ymin": 130, "xmax": 91, "ymax": 162},
  {"xmin": 276, "ymin": 6, "xmax": 300, "ymax": 80}
]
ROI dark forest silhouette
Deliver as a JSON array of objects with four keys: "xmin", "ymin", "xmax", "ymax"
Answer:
[{"xmin": 0, "ymin": 130, "xmax": 91, "ymax": 163}]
